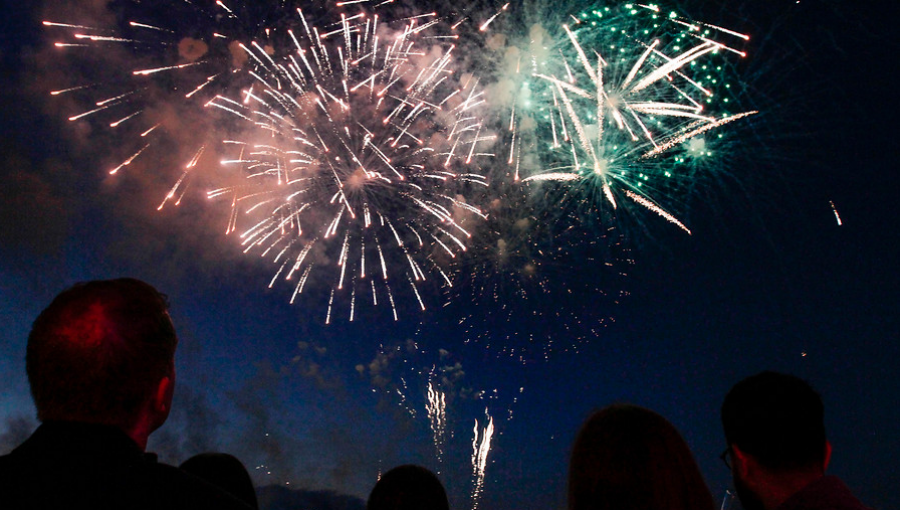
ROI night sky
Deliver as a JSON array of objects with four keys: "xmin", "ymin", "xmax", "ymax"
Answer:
[{"xmin": 1, "ymin": 1, "xmax": 897, "ymax": 510}]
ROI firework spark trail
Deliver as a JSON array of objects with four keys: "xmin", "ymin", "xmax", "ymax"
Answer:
[
  {"xmin": 48, "ymin": 2, "xmax": 493, "ymax": 321},
  {"xmin": 521, "ymin": 172, "xmax": 580, "ymax": 183},
  {"xmin": 624, "ymin": 190, "xmax": 691, "ymax": 234},
  {"xmin": 470, "ymin": 410, "xmax": 494, "ymax": 510},
  {"xmin": 479, "ymin": 3, "xmax": 509, "ymax": 32},
  {"xmin": 830, "ymin": 200, "xmax": 843, "ymax": 226},
  {"xmin": 641, "ymin": 111, "xmax": 759, "ymax": 159}
]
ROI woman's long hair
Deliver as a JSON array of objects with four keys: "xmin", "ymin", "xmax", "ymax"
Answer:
[{"xmin": 568, "ymin": 404, "xmax": 715, "ymax": 510}]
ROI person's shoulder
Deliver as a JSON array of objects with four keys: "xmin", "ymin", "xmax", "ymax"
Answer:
[
  {"xmin": 0, "ymin": 451, "xmax": 19, "ymax": 484},
  {"xmin": 0, "ymin": 453, "xmax": 27, "ymax": 508},
  {"xmin": 150, "ymin": 462, "xmax": 254, "ymax": 510},
  {"xmin": 779, "ymin": 476, "xmax": 873, "ymax": 510},
  {"xmin": 0, "ymin": 438, "xmax": 36, "ymax": 492},
  {"xmin": 0, "ymin": 450, "xmax": 16, "ymax": 468},
  {"xmin": 0, "ymin": 446, "xmax": 251, "ymax": 510}
]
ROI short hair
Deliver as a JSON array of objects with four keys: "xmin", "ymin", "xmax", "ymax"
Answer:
[
  {"xmin": 26, "ymin": 278, "xmax": 177, "ymax": 429},
  {"xmin": 180, "ymin": 453, "xmax": 259, "ymax": 510},
  {"xmin": 721, "ymin": 371, "xmax": 826, "ymax": 471},
  {"xmin": 568, "ymin": 404, "xmax": 715, "ymax": 510},
  {"xmin": 367, "ymin": 464, "xmax": 449, "ymax": 510}
]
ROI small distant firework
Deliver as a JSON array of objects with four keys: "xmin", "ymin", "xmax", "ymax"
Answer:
[
  {"xmin": 358, "ymin": 338, "xmax": 468, "ymax": 464},
  {"xmin": 470, "ymin": 409, "xmax": 494, "ymax": 510},
  {"xmin": 495, "ymin": 2, "xmax": 757, "ymax": 233},
  {"xmin": 426, "ymin": 379, "xmax": 449, "ymax": 464},
  {"xmin": 46, "ymin": 2, "xmax": 495, "ymax": 321},
  {"xmin": 358, "ymin": 338, "xmax": 519, "ymax": 505}
]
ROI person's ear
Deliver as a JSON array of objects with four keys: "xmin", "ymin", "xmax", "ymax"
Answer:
[
  {"xmin": 732, "ymin": 444, "xmax": 754, "ymax": 480},
  {"xmin": 153, "ymin": 376, "xmax": 174, "ymax": 416},
  {"xmin": 823, "ymin": 441, "xmax": 832, "ymax": 472}
]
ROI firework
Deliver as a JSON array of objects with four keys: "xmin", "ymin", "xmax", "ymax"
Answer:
[
  {"xmin": 46, "ymin": 2, "xmax": 495, "ymax": 321},
  {"xmin": 490, "ymin": 2, "xmax": 757, "ymax": 233},
  {"xmin": 203, "ymin": 9, "xmax": 497, "ymax": 322}
]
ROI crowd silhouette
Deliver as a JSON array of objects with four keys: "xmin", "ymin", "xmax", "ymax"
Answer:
[{"xmin": 0, "ymin": 279, "xmax": 874, "ymax": 510}]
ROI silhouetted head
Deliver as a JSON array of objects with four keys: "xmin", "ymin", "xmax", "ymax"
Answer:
[
  {"xmin": 568, "ymin": 404, "xmax": 714, "ymax": 510},
  {"xmin": 181, "ymin": 453, "xmax": 259, "ymax": 510},
  {"xmin": 367, "ymin": 464, "xmax": 449, "ymax": 510},
  {"xmin": 721, "ymin": 372, "xmax": 831, "ymax": 510},
  {"xmin": 721, "ymin": 371, "xmax": 827, "ymax": 471},
  {"xmin": 26, "ymin": 278, "xmax": 177, "ymax": 431}
]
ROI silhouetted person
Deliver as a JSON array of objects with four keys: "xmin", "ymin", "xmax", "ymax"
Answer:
[
  {"xmin": 367, "ymin": 464, "xmax": 450, "ymax": 510},
  {"xmin": 721, "ymin": 371, "xmax": 871, "ymax": 510},
  {"xmin": 568, "ymin": 404, "xmax": 715, "ymax": 510},
  {"xmin": 181, "ymin": 453, "xmax": 259, "ymax": 509},
  {"xmin": 0, "ymin": 278, "xmax": 251, "ymax": 509}
]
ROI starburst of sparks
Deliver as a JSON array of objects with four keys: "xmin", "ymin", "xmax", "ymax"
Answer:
[
  {"xmin": 502, "ymin": 3, "xmax": 757, "ymax": 233},
  {"xmin": 199, "ymin": 10, "xmax": 496, "ymax": 323},
  {"xmin": 46, "ymin": 2, "xmax": 496, "ymax": 321}
]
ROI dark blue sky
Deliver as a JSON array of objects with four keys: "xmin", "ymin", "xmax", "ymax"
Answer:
[{"xmin": 1, "ymin": 1, "xmax": 897, "ymax": 509}]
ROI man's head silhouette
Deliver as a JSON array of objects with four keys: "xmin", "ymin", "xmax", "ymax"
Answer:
[
  {"xmin": 721, "ymin": 371, "xmax": 831, "ymax": 510},
  {"xmin": 26, "ymin": 278, "xmax": 178, "ymax": 449}
]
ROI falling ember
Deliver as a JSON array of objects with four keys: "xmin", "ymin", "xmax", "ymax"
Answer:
[{"xmin": 830, "ymin": 200, "xmax": 842, "ymax": 226}]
